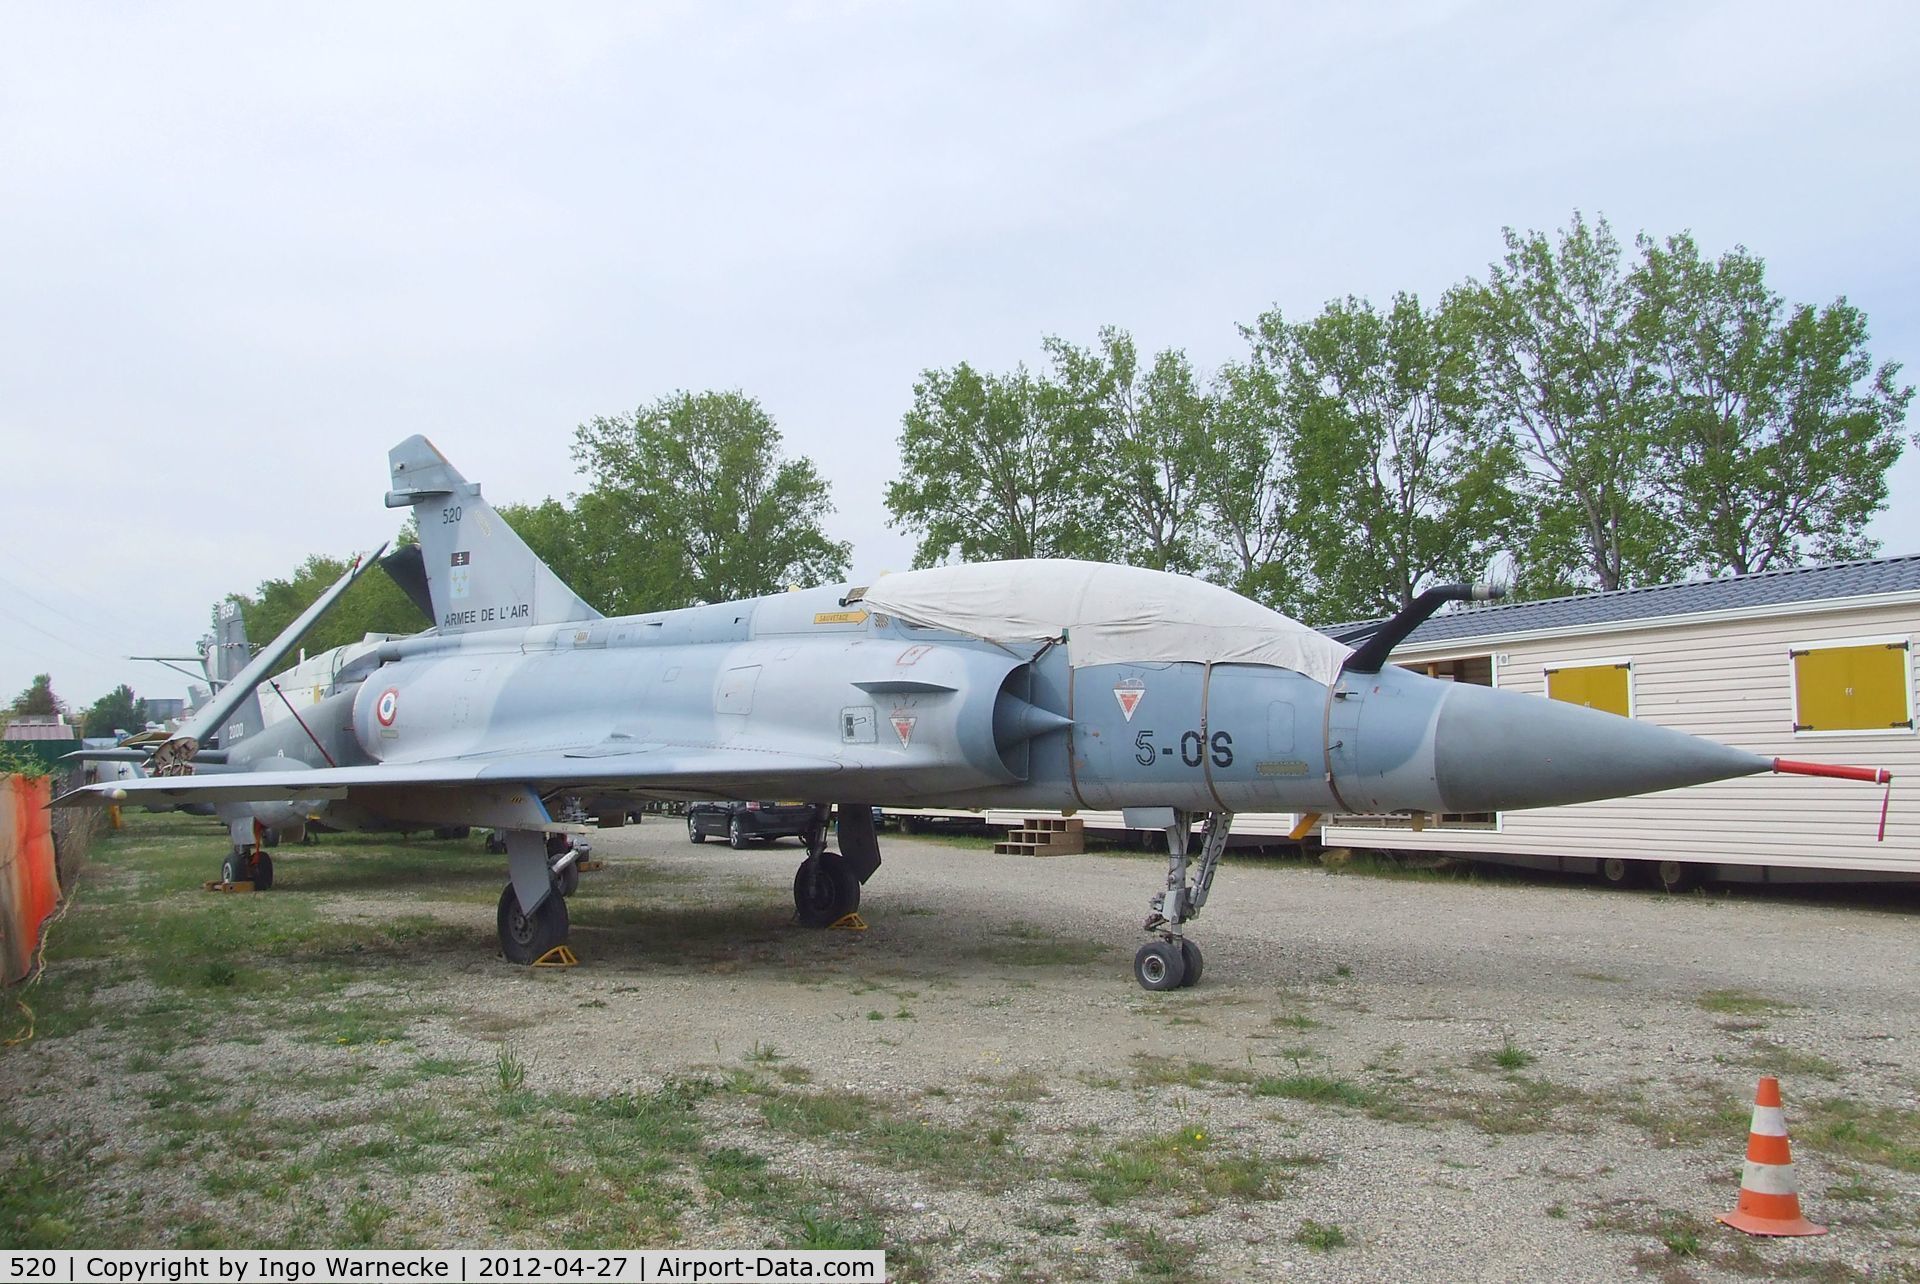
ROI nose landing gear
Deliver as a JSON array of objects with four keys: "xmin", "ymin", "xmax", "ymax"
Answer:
[{"xmin": 1132, "ymin": 809, "xmax": 1231, "ymax": 990}]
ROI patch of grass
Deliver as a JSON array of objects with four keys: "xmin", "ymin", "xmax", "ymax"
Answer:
[
  {"xmin": 1439, "ymin": 1074, "xmax": 1586, "ymax": 1135},
  {"xmin": 342, "ymin": 1199, "xmax": 395, "ymax": 1246},
  {"xmin": 1129, "ymin": 1055, "xmax": 1255, "ymax": 1089},
  {"xmin": 1292, "ymin": 1219, "xmax": 1347, "ymax": 1251},
  {"xmin": 1801, "ymin": 1097, "xmax": 1920, "ymax": 1173},
  {"xmin": 1103, "ymin": 1223, "xmax": 1190, "ymax": 1280},
  {"xmin": 1697, "ymin": 989, "xmax": 1794, "ymax": 1016},
  {"xmin": 1622, "ymin": 1087, "xmax": 1756, "ymax": 1149},
  {"xmin": 1062, "ymin": 1126, "xmax": 1301, "ymax": 1208},
  {"xmin": 1661, "ymin": 1226, "xmax": 1701, "ymax": 1257},
  {"xmin": 0, "ymin": 1123, "xmax": 90, "ymax": 1247},
  {"xmin": 495, "ymin": 1044, "xmax": 528, "ymax": 1093},
  {"xmin": 793, "ymin": 1210, "xmax": 882, "ymax": 1251},
  {"xmin": 756, "ymin": 1087, "xmax": 1016, "ymax": 1191},
  {"xmin": 1734, "ymin": 1039, "xmax": 1841, "ymax": 1080},
  {"xmin": 1015, "ymin": 1209, "xmax": 1077, "ymax": 1236},
  {"xmin": 1253, "ymin": 1074, "xmax": 1377, "ymax": 1110},
  {"xmin": 1824, "ymin": 1173, "xmax": 1890, "ymax": 1202},
  {"xmin": 745, "ymin": 1040, "xmax": 785, "ymax": 1063},
  {"xmin": 1270, "ymin": 1013, "xmax": 1321, "ymax": 1031},
  {"xmin": 1485, "ymin": 1035, "xmax": 1536, "ymax": 1072}
]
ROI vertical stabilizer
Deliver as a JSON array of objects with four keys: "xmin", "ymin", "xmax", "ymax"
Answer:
[
  {"xmin": 210, "ymin": 600, "xmax": 265, "ymax": 746},
  {"xmin": 385, "ymin": 436, "xmax": 601, "ymax": 635}
]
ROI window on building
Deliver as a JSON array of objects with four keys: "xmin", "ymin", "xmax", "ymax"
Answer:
[
  {"xmin": 1790, "ymin": 639, "xmax": 1913, "ymax": 734},
  {"xmin": 1545, "ymin": 660, "xmax": 1633, "ymax": 718}
]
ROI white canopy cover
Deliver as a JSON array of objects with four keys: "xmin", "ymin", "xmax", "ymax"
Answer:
[{"xmin": 862, "ymin": 560, "xmax": 1353, "ymax": 688}]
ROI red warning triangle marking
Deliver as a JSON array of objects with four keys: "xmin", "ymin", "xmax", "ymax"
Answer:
[
  {"xmin": 891, "ymin": 716, "xmax": 917, "ymax": 747},
  {"xmin": 1114, "ymin": 683, "xmax": 1144, "ymax": 722}
]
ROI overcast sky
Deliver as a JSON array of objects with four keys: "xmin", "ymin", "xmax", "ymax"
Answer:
[{"xmin": 3, "ymin": 1, "xmax": 1916, "ymax": 709}]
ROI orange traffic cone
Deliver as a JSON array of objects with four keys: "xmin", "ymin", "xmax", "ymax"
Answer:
[{"xmin": 1718, "ymin": 1076, "xmax": 1826, "ymax": 1237}]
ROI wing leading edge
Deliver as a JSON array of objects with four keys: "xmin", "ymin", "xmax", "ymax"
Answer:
[{"xmin": 57, "ymin": 743, "xmax": 845, "ymax": 808}]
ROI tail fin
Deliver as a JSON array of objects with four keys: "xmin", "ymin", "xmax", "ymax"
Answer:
[
  {"xmin": 210, "ymin": 599, "xmax": 265, "ymax": 746},
  {"xmin": 385, "ymin": 435, "xmax": 601, "ymax": 635}
]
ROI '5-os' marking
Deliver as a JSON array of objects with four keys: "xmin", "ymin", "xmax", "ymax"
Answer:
[{"xmin": 1134, "ymin": 729, "xmax": 1233, "ymax": 768}]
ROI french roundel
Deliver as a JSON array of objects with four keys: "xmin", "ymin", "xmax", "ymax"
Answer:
[{"xmin": 375, "ymin": 688, "xmax": 399, "ymax": 727}]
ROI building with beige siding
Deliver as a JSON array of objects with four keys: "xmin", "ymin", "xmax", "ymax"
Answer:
[{"xmin": 1322, "ymin": 557, "xmax": 1919, "ymax": 888}]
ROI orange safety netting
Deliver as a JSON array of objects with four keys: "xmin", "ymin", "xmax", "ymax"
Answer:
[{"xmin": 0, "ymin": 774, "xmax": 61, "ymax": 984}]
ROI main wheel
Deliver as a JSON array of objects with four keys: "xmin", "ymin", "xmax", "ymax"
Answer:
[
  {"xmin": 793, "ymin": 854, "xmax": 860, "ymax": 928},
  {"xmin": 553, "ymin": 861, "xmax": 580, "ymax": 898},
  {"xmin": 497, "ymin": 883, "xmax": 570, "ymax": 965},
  {"xmin": 250, "ymin": 850, "xmax": 275, "ymax": 891},
  {"xmin": 688, "ymin": 814, "xmax": 706, "ymax": 844},
  {"xmin": 221, "ymin": 850, "xmax": 249, "ymax": 884},
  {"xmin": 1177, "ymin": 938, "xmax": 1204, "ymax": 987},
  {"xmin": 729, "ymin": 816, "xmax": 748, "ymax": 849},
  {"xmin": 1133, "ymin": 941, "xmax": 1187, "ymax": 992}
]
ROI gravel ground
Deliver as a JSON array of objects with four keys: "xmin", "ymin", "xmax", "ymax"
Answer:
[{"xmin": 7, "ymin": 818, "xmax": 1918, "ymax": 1281}]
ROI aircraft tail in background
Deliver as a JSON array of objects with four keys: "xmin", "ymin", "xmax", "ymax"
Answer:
[{"xmin": 385, "ymin": 435, "xmax": 601, "ymax": 636}]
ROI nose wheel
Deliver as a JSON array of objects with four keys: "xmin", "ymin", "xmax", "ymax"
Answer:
[{"xmin": 1134, "ymin": 810, "xmax": 1230, "ymax": 990}]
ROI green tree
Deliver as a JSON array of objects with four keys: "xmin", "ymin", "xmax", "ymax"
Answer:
[
  {"xmin": 493, "ymin": 499, "xmax": 609, "ymax": 610},
  {"xmin": 1268, "ymin": 294, "xmax": 1517, "ymax": 621},
  {"xmin": 1636, "ymin": 233, "xmax": 1911, "ymax": 576},
  {"xmin": 229, "ymin": 543, "xmax": 429, "ymax": 658},
  {"xmin": 9, "ymin": 673, "xmax": 63, "ymax": 717},
  {"xmin": 1459, "ymin": 211, "xmax": 1676, "ymax": 594},
  {"xmin": 572, "ymin": 391, "xmax": 850, "ymax": 608},
  {"xmin": 887, "ymin": 362, "xmax": 1108, "ymax": 567},
  {"xmin": 1203, "ymin": 333, "xmax": 1310, "ymax": 612},
  {"xmin": 1045, "ymin": 328, "xmax": 1216, "ymax": 574},
  {"xmin": 82, "ymin": 684, "xmax": 146, "ymax": 738}
]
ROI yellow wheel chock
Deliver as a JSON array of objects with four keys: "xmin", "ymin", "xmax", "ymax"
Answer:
[
  {"xmin": 533, "ymin": 945, "xmax": 579, "ymax": 968},
  {"xmin": 203, "ymin": 880, "xmax": 256, "ymax": 894},
  {"xmin": 829, "ymin": 912, "xmax": 868, "ymax": 932}
]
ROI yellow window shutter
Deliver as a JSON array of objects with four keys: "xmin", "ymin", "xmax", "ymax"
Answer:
[
  {"xmin": 1791, "ymin": 643, "xmax": 1911, "ymax": 732},
  {"xmin": 1545, "ymin": 663, "xmax": 1632, "ymax": 718}
]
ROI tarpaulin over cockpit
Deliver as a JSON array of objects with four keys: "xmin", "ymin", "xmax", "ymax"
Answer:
[{"xmin": 862, "ymin": 560, "xmax": 1353, "ymax": 687}]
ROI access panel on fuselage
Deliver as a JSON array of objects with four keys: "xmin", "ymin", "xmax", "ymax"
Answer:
[
  {"xmin": 1068, "ymin": 662, "xmax": 1337, "ymax": 813},
  {"xmin": 1070, "ymin": 662, "xmax": 1214, "ymax": 810}
]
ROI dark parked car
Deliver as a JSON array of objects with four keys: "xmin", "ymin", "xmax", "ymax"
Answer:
[{"xmin": 687, "ymin": 800, "xmax": 816, "ymax": 848}]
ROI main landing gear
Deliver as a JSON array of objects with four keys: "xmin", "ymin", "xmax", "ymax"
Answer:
[
  {"xmin": 790, "ymin": 804, "xmax": 882, "ymax": 928},
  {"xmin": 1133, "ymin": 809, "xmax": 1232, "ymax": 991},
  {"xmin": 495, "ymin": 829, "xmax": 587, "ymax": 964},
  {"xmin": 218, "ymin": 818, "xmax": 275, "ymax": 889},
  {"xmin": 221, "ymin": 845, "xmax": 274, "ymax": 889}
]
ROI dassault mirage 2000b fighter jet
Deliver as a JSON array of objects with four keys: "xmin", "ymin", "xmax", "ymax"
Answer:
[{"xmin": 63, "ymin": 437, "xmax": 1892, "ymax": 989}]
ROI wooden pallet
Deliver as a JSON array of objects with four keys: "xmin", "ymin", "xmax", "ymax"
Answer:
[{"xmin": 994, "ymin": 816, "xmax": 1085, "ymax": 857}]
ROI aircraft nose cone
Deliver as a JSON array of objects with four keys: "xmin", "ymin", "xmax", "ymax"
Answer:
[{"xmin": 1432, "ymin": 682, "xmax": 1770, "ymax": 814}]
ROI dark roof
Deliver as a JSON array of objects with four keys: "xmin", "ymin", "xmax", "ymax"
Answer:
[{"xmin": 1327, "ymin": 555, "xmax": 1920, "ymax": 649}]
